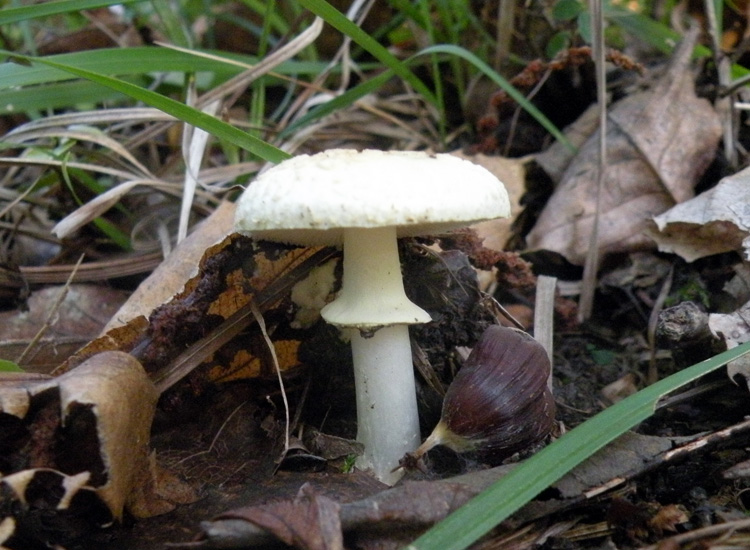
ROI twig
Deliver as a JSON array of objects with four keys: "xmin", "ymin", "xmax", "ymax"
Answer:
[
  {"xmin": 578, "ymin": 0, "xmax": 606, "ymax": 322},
  {"xmin": 534, "ymin": 275, "xmax": 557, "ymax": 391},
  {"xmin": 22, "ymin": 254, "xmax": 84, "ymax": 367},
  {"xmin": 647, "ymin": 265, "xmax": 674, "ymax": 384},
  {"xmin": 494, "ymin": 0, "xmax": 516, "ymax": 70},
  {"xmin": 248, "ymin": 300, "xmax": 290, "ymax": 455},
  {"xmin": 704, "ymin": 0, "xmax": 736, "ymax": 166}
]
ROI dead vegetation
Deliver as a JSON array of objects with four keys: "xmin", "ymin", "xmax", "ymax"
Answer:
[{"xmin": 3, "ymin": 2, "xmax": 750, "ymax": 550}]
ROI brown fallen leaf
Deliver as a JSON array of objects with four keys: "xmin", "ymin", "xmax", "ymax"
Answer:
[
  {"xmin": 648, "ymin": 503, "xmax": 689, "ymax": 535},
  {"xmin": 217, "ymin": 483, "xmax": 344, "ymax": 550},
  {"xmin": 0, "ymin": 350, "xmax": 190, "ymax": 545},
  {"xmin": 449, "ymin": 151, "xmax": 526, "ymax": 252},
  {"xmin": 526, "ymin": 28, "xmax": 721, "ymax": 265},
  {"xmin": 0, "ymin": 284, "xmax": 129, "ymax": 374},
  {"xmin": 60, "ymin": 231, "xmax": 337, "ymax": 391},
  {"xmin": 708, "ymin": 299, "xmax": 750, "ymax": 386},
  {"xmin": 648, "ymin": 167, "xmax": 750, "ymax": 262},
  {"xmin": 189, "ymin": 423, "xmax": 750, "ymax": 550},
  {"xmin": 0, "ymin": 468, "xmax": 112, "ymax": 549},
  {"xmin": 103, "ymin": 200, "xmax": 236, "ymax": 333}
]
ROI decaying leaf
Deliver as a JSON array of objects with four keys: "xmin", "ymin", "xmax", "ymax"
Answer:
[
  {"xmin": 103, "ymin": 200, "xmax": 236, "ymax": 332},
  {"xmin": 0, "ymin": 469, "xmax": 112, "ymax": 549},
  {"xmin": 451, "ymin": 152, "xmax": 526, "ymax": 251},
  {"xmin": 192, "ymin": 430, "xmax": 716, "ymax": 550},
  {"xmin": 0, "ymin": 351, "xmax": 189, "ymax": 549},
  {"xmin": 526, "ymin": 28, "xmax": 721, "ymax": 265},
  {"xmin": 60, "ymin": 232, "xmax": 337, "ymax": 391},
  {"xmin": 649, "ymin": 167, "xmax": 750, "ymax": 262},
  {"xmin": 0, "ymin": 285, "xmax": 129, "ymax": 374},
  {"xmin": 708, "ymin": 299, "xmax": 750, "ymax": 386},
  {"xmin": 216, "ymin": 483, "xmax": 344, "ymax": 550}
]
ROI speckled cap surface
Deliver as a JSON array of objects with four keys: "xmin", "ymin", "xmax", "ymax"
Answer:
[{"xmin": 234, "ymin": 149, "xmax": 510, "ymax": 246}]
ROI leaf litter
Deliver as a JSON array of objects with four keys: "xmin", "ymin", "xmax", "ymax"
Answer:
[{"xmin": 5, "ymin": 10, "xmax": 750, "ymax": 550}]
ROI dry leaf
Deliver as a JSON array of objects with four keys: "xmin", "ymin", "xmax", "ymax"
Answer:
[
  {"xmin": 195, "ymin": 429, "xmax": 734, "ymax": 549},
  {"xmin": 62, "ymin": 231, "xmax": 336, "ymax": 390},
  {"xmin": 0, "ymin": 351, "xmax": 185, "ymax": 548},
  {"xmin": 103, "ymin": 200, "xmax": 236, "ymax": 332},
  {"xmin": 0, "ymin": 285, "xmax": 128, "ymax": 373},
  {"xmin": 708, "ymin": 299, "xmax": 750, "ymax": 386},
  {"xmin": 0, "ymin": 352, "xmax": 158, "ymax": 520},
  {"xmin": 526, "ymin": 29, "xmax": 721, "ymax": 265},
  {"xmin": 648, "ymin": 504, "xmax": 689, "ymax": 535},
  {"xmin": 126, "ymin": 452, "xmax": 198, "ymax": 518},
  {"xmin": 218, "ymin": 483, "xmax": 344, "ymax": 550},
  {"xmin": 649, "ymin": 167, "xmax": 750, "ymax": 262},
  {"xmin": 449, "ymin": 151, "xmax": 526, "ymax": 251},
  {"xmin": 0, "ymin": 469, "xmax": 112, "ymax": 549}
]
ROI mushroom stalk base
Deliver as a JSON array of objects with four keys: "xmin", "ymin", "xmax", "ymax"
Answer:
[{"xmin": 350, "ymin": 324, "xmax": 421, "ymax": 485}]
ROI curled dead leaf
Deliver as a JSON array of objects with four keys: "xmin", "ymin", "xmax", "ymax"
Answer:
[
  {"xmin": 0, "ymin": 351, "xmax": 191, "ymax": 549},
  {"xmin": 526, "ymin": 29, "xmax": 721, "ymax": 265},
  {"xmin": 649, "ymin": 168, "xmax": 750, "ymax": 262}
]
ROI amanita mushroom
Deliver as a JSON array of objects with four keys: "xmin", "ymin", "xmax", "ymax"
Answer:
[{"xmin": 234, "ymin": 149, "xmax": 510, "ymax": 484}]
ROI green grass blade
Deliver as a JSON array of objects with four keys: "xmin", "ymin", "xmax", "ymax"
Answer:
[
  {"xmin": 419, "ymin": 44, "xmax": 572, "ymax": 150},
  {"xmin": 297, "ymin": 0, "xmax": 438, "ymax": 106},
  {"xmin": 280, "ymin": 44, "xmax": 572, "ymax": 151},
  {"xmin": 277, "ymin": 70, "xmax": 393, "ymax": 139},
  {"xmin": 0, "ymin": 51, "xmax": 290, "ymax": 164},
  {"xmin": 409, "ymin": 341, "xmax": 750, "ymax": 550},
  {"xmin": 0, "ymin": 0, "xmax": 148, "ymax": 25},
  {"xmin": 603, "ymin": 5, "xmax": 749, "ymax": 81},
  {"xmin": 0, "ymin": 47, "xmax": 331, "ymax": 88},
  {"xmin": 0, "ymin": 79, "xmax": 136, "ymax": 114},
  {"xmin": 0, "ymin": 359, "xmax": 24, "ymax": 372}
]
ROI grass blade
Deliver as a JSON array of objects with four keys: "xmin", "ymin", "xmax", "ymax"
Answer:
[
  {"xmin": 0, "ymin": 47, "xmax": 330, "ymax": 88},
  {"xmin": 419, "ymin": 44, "xmax": 572, "ymax": 150},
  {"xmin": 297, "ymin": 0, "xmax": 438, "ymax": 106},
  {"xmin": 408, "ymin": 341, "xmax": 750, "ymax": 550},
  {"xmin": 0, "ymin": 51, "xmax": 289, "ymax": 164},
  {"xmin": 281, "ymin": 44, "xmax": 571, "ymax": 150},
  {"xmin": 0, "ymin": 0, "xmax": 148, "ymax": 25}
]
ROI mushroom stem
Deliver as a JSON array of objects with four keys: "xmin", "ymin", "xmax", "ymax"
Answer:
[
  {"xmin": 321, "ymin": 227, "xmax": 431, "ymax": 328},
  {"xmin": 321, "ymin": 226, "xmax": 427, "ymax": 483},
  {"xmin": 350, "ymin": 325, "xmax": 421, "ymax": 484}
]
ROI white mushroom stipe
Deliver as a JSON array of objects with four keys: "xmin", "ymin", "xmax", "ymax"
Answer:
[
  {"xmin": 233, "ymin": 149, "xmax": 510, "ymax": 484},
  {"xmin": 320, "ymin": 227, "xmax": 430, "ymax": 329},
  {"xmin": 321, "ymin": 227, "xmax": 427, "ymax": 485},
  {"xmin": 348, "ymin": 324, "xmax": 420, "ymax": 484}
]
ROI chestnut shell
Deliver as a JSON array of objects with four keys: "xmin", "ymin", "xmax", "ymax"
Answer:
[{"xmin": 441, "ymin": 325, "xmax": 556, "ymax": 463}]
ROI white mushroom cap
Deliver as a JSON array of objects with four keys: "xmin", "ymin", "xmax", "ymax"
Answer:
[{"xmin": 234, "ymin": 149, "xmax": 510, "ymax": 246}]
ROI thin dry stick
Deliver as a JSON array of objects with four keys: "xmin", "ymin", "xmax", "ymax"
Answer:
[
  {"xmin": 647, "ymin": 266, "xmax": 674, "ymax": 384},
  {"xmin": 704, "ymin": 0, "xmax": 736, "ymax": 166},
  {"xmin": 494, "ymin": 0, "xmax": 516, "ymax": 70},
  {"xmin": 175, "ymin": 400, "xmax": 249, "ymax": 465},
  {"xmin": 20, "ymin": 254, "xmax": 85, "ymax": 366},
  {"xmin": 170, "ymin": 16, "xmax": 325, "ymax": 110},
  {"xmin": 534, "ymin": 275, "xmax": 557, "ymax": 391},
  {"xmin": 578, "ymin": 0, "xmax": 606, "ymax": 322},
  {"xmin": 248, "ymin": 300, "xmax": 291, "ymax": 454}
]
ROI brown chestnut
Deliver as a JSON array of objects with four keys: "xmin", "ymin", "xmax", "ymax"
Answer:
[{"xmin": 413, "ymin": 325, "xmax": 556, "ymax": 465}]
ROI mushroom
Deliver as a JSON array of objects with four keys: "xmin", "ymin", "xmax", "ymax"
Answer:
[{"xmin": 234, "ymin": 149, "xmax": 510, "ymax": 484}]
